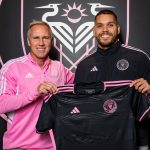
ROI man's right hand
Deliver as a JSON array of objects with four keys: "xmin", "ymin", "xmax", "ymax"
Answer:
[{"xmin": 37, "ymin": 81, "xmax": 58, "ymax": 95}]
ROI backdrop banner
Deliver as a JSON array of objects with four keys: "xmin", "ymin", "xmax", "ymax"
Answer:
[{"xmin": 0, "ymin": 0, "xmax": 150, "ymax": 149}]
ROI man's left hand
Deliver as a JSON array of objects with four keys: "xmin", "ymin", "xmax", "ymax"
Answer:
[{"xmin": 130, "ymin": 78, "xmax": 150, "ymax": 94}]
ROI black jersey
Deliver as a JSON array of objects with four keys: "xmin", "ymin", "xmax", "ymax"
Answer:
[{"xmin": 36, "ymin": 81, "xmax": 150, "ymax": 150}]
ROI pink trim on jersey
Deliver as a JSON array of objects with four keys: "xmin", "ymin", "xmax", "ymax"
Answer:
[
  {"xmin": 103, "ymin": 80, "xmax": 132, "ymax": 91},
  {"xmin": 103, "ymin": 80, "xmax": 150, "ymax": 121},
  {"xmin": 58, "ymin": 85, "xmax": 74, "ymax": 92},
  {"xmin": 0, "ymin": 53, "xmax": 74, "ymax": 149},
  {"xmin": 45, "ymin": 85, "xmax": 74, "ymax": 102},
  {"xmin": 139, "ymin": 107, "xmax": 150, "ymax": 121},
  {"xmin": 122, "ymin": 44, "xmax": 150, "ymax": 60},
  {"xmin": 104, "ymin": 80, "xmax": 132, "ymax": 84}
]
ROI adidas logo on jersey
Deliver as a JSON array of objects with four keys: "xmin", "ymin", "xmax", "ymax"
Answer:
[
  {"xmin": 25, "ymin": 72, "xmax": 34, "ymax": 78},
  {"xmin": 90, "ymin": 66, "xmax": 98, "ymax": 72},
  {"xmin": 70, "ymin": 107, "xmax": 80, "ymax": 114}
]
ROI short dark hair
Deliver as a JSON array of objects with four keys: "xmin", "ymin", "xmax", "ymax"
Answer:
[{"xmin": 95, "ymin": 9, "xmax": 118, "ymax": 24}]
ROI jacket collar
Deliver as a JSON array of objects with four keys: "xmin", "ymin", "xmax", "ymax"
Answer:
[
  {"xmin": 27, "ymin": 53, "xmax": 51, "ymax": 68},
  {"xmin": 97, "ymin": 41, "xmax": 121, "ymax": 56}
]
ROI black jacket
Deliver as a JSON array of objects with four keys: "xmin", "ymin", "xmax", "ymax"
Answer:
[{"xmin": 74, "ymin": 41, "xmax": 150, "ymax": 83}]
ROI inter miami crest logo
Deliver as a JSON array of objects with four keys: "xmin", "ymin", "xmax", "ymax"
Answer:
[
  {"xmin": 103, "ymin": 99, "xmax": 117, "ymax": 113},
  {"xmin": 20, "ymin": 0, "xmax": 129, "ymax": 72},
  {"xmin": 116, "ymin": 59, "xmax": 129, "ymax": 71}
]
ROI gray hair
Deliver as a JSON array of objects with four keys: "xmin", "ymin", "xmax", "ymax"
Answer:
[{"xmin": 27, "ymin": 20, "xmax": 53, "ymax": 39}]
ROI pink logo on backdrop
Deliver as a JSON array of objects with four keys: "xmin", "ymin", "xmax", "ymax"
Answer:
[
  {"xmin": 0, "ymin": 0, "xmax": 3, "ymax": 6},
  {"xmin": 20, "ymin": 0, "xmax": 130, "ymax": 71}
]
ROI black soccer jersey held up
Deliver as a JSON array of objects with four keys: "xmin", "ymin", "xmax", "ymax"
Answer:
[{"xmin": 36, "ymin": 81, "xmax": 150, "ymax": 150}]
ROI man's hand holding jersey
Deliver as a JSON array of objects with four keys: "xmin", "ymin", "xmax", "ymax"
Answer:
[
  {"xmin": 37, "ymin": 81, "xmax": 58, "ymax": 95},
  {"xmin": 130, "ymin": 78, "xmax": 150, "ymax": 94}
]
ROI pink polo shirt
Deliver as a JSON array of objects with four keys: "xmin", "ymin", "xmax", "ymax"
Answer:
[{"xmin": 0, "ymin": 53, "xmax": 74, "ymax": 149}]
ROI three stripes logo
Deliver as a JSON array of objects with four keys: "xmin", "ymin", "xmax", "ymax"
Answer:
[
  {"xmin": 25, "ymin": 72, "xmax": 34, "ymax": 78},
  {"xmin": 90, "ymin": 66, "xmax": 98, "ymax": 72},
  {"xmin": 70, "ymin": 107, "xmax": 80, "ymax": 114}
]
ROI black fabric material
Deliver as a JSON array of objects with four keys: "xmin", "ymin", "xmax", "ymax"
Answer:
[
  {"xmin": 0, "ymin": 117, "xmax": 6, "ymax": 150},
  {"xmin": 136, "ymin": 118, "xmax": 150, "ymax": 146},
  {"xmin": 74, "ymin": 81, "xmax": 104, "ymax": 95},
  {"xmin": 36, "ymin": 83, "xmax": 150, "ymax": 150}
]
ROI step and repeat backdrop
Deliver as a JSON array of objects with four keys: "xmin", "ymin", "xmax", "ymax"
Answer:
[{"xmin": 0, "ymin": 0, "xmax": 150, "ymax": 148}]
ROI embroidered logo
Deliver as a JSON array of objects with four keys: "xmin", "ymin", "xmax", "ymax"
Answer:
[
  {"xmin": 103, "ymin": 99, "xmax": 117, "ymax": 113},
  {"xmin": 90, "ymin": 66, "xmax": 98, "ymax": 72},
  {"xmin": 116, "ymin": 59, "xmax": 129, "ymax": 71},
  {"xmin": 25, "ymin": 72, "xmax": 34, "ymax": 78},
  {"xmin": 70, "ymin": 107, "xmax": 80, "ymax": 114}
]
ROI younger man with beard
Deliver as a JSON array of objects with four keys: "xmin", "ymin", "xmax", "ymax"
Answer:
[{"xmin": 74, "ymin": 9, "xmax": 150, "ymax": 150}]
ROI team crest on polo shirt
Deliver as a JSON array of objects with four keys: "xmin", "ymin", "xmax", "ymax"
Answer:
[
  {"xmin": 103, "ymin": 99, "xmax": 117, "ymax": 113},
  {"xmin": 116, "ymin": 59, "xmax": 129, "ymax": 71}
]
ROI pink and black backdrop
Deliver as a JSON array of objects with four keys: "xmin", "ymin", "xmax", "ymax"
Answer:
[{"xmin": 0, "ymin": 0, "xmax": 150, "ymax": 148}]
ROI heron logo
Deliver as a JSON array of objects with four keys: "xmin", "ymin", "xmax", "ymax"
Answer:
[
  {"xmin": 21, "ymin": 0, "xmax": 129, "ymax": 71},
  {"xmin": 36, "ymin": 3, "xmax": 97, "ymax": 53}
]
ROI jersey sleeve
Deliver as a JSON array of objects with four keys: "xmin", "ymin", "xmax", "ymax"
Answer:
[
  {"xmin": 131, "ymin": 89, "xmax": 150, "ymax": 121},
  {"xmin": 36, "ymin": 96, "xmax": 56, "ymax": 133}
]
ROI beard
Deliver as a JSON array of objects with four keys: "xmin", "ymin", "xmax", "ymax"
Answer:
[{"xmin": 96, "ymin": 33, "xmax": 119, "ymax": 49}]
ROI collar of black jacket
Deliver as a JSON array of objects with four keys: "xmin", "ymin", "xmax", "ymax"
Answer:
[{"xmin": 97, "ymin": 40, "xmax": 121, "ymax": 56}]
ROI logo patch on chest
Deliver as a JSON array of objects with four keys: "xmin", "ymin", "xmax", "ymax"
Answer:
[
  {"xmin": 116, "ymin": 59, "xmax": 129, "ymax": 71},
  {"xmin": 103, "ymin": 99, "xmax": 117, "ymax": 113}
]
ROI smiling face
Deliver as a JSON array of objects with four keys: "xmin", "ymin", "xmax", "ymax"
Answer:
[
  {"xmin": 93, "ymin": 14, "xmax": 120, "ymax": 50},
  {"xmin": 27, "ymin": 24, "xmax": 52, "ymax": 64}
]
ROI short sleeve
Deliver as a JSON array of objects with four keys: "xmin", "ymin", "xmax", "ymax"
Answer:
[
  {"xmin": 36, "ymin": 97, "xmax": 56, "ymax": 133},
  {"xmin": 131, "ymin": 89, "xmax": 150, "ymax": 121}
]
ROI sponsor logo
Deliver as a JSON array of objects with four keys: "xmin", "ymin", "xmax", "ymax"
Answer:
[
  {"xmin": 25, "ymin": 72, "xmax": 34, "ymax": 78},
  {"xmin": 70, "ymin": 107, "xmax": 80, "ymax": 114},
  {"xmin": 90, "ymin": 66, "xmax": 98, "ymax": 72}
]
